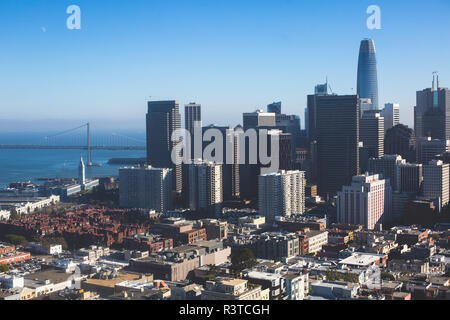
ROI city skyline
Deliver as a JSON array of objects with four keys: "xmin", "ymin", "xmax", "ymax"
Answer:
[{"xmin": 1, "ymin": 0, "xmax": 450, "ymax": 130}]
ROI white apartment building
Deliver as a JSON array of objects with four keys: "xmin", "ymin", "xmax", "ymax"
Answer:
[
  {"xmin": 423, "ymin": 160, "xmax": 450, "ymax": 207},
  {"xmin": 258, "ymin": 170, "xmax": 306, "ymax": 222},
  {"xmin": 119, "ymin": 166, "xmax": 173, "ymax": 212},
  {"xmin": 187, "ymin": 162, "xmax": 223, "ymax": 217},
  {"xmin": 337, "ymin": 174, "xmax": 392, "ymax": 230},
  {"xmin": 382, "ymin": 103, "xmax": 400, "ymax": 133}
]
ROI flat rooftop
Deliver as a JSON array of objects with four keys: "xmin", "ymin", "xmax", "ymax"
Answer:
[{"xmin": 339, "ymin": 253, "xmax": 384, "ymax": 267}]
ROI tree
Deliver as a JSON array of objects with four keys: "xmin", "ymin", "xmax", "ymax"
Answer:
[
  {"xmin": 0, "ymin": 264, "xmax": 10, "ymax": 273},
  {"xmin": 9, "ymin": 209, "xmax": 19, "ymax": 220},
  {"xmin": 381, "ymin": 272, "xmax": 395, "ymax": 281},
  {"xmin": 231, "ymin": 248, "xmax": 258, "ymax": 273},
  {"xmin": 3, "ymin": 234, "xmax": 28, "ymax": 246}
]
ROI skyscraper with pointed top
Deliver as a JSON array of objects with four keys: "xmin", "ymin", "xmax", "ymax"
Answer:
[
  {"xmin": 415, "ymin": 74, "xmax": 450, "ymax": 140},
  {"xmin": 78, "ymin": 156, "xmax": 86, "ymax": 185},
  {"xmin": 357, "ymin": 39, "xmax": 379, "ymax": 110}
]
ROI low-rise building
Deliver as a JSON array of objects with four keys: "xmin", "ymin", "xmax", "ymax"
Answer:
[{"xmin": 201, "ymin": 278, "xmax": 264, "ymax": 300}]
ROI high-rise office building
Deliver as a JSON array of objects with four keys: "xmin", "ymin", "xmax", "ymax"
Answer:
[
  {"xmin": 337, "ymin": 174, "xmax": 392, "ymax": 230},
  {"xmin": 398, "ymin": 163, "xmax": 423, "ymax": 194},
  {"xmin": 357, "ymin": 39, "xmax": 379, "ymax": 109},
  {"xmin": 416, "ymin": 137, "xmax": 450, "ymax": 165},
  {"xmin": 267, "ymin": 102, "xmax": 282, "ymax": 114},
  {"xmin": 414, "ymin": 75, "xmax": 450, "ymax": 140},
  {"xmin": 384, "ymin": 124, "xmax": 416, "ymax": 163},
  {"xmin": 185, "ymin": 103, "xmax": 202, "ymax": 159},
  {"xmin": 238, "ymin": 127, "xmax": 292, "ymax": 201},
  {"xmin": 307, "ymin": 94, "xmax": 359, "ymax": 196},
  {"xmin": 360, "ymin": 111, "xmax": 384, "ymax": 159},
  {"xmin": 243, "ymin": 110, "xmax": 276, "ymax": 131},
  {"xmin": 381, "ymin": 103, "xmax": 400, "ymax": 133},
  {"xmin": 368, "ymin": 155, "xmax": 405, "ymax": 191},
  {"xmin": 423, "ymin": 160, "xmax": 450, "ymax": 207},
  {"xmin": 258, "ymin": 170, "xmax": 306, "ymax": 222},
  {"xmin": 119, "ymin": 166, "xmax": 173, "ymax": 212},
  {"xmin": 185, "ymin": 103, "xmax": 202, "ymax": 135},
  {"xmin": 359, "ymin": 98, "xmax": 374, "ymax": 118},
  {"xmin": 146, "ymin": 100, "xmax": 182, "ymax": 193},
  {"xmin": 187, "ymin": 161, "xmax": 223, "ymax": 218},
  {"xmin": 200, "ymin": 124, "xmax": 239, "ymax": 201}
]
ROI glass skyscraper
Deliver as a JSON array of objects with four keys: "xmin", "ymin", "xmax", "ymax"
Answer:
[{"xmin": 357, "ymin": 39, "xmax": 379, "ymax": 110}]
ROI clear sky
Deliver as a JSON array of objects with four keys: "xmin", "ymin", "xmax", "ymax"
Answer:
[{"xmin": 0, "ymin": 0, "xmax": 449, "ymax": 131}]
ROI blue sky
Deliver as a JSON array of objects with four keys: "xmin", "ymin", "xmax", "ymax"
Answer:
[{"xmin": 0, "ymin": 0, "xmax": 449, "ymax": 131}]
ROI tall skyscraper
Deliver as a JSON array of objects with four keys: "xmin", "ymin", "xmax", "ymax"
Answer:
[
  {"xmin": 423, "ymin": 160, "xmax": 449, "ymax": 207},
  {"xmin": 307, "ymin": 94, "xmax": 360, "ymax": 196},
  {"xmin": 415, "ymin": 75, "xmax": 450, "ymax": 140},
  {"xmin": 384, "ymin": 124, "xmax": 416, "ymax": 163},
  {"xmin": 187, "ymin": 161, "xmax": 223, "ymax": 218},
  {"xmin": 119, "ymin": 166, "xmax": 173, "ymax": 212},
  {"xmin": 416, "ymin": 137, "xmax": 450, "ymax": 165},
  {"xmin": 357, "ymin": 39, "xmax": 379, "ymax": 110},
  {"xmin": 337, "ymin": 174, "xmax": 392, "ymax": 230},
  {"xmin": 398, "ymin": 163, "xmax": 423, "ymax": 194},
  {"xmin": 146, "ymin": 100, "xmax": 182, "ymax": 193},
  {"xmin": 78, "ymin": 156, "xmax": 86, "ymax": 185},
  {"xmin": 200, "ymin": 124, "xmax": 239, "ymax": 201},
  {"xmin": 381, "ymin": 103, "xmax": 400, "ymax": 133},
  {"xmin": 185, "ymin": 103, "xmax": 202, "ymax": 159},
  {"xmin": 360, "ymin": 111, "xmax": 384, "ymax": 159},
  {"xmin": 258, "ymin": 170, "xmax": 306, "ymax": 222}
]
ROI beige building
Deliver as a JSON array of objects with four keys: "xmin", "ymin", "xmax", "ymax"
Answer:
[{"xmin": 201, "ymin": 278, "xmax": 263, "ymax": 300}]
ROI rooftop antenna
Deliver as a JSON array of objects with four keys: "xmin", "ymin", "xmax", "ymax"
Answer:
[
  {"xmin": 432, "ymin": 71, "xmax": 438, "ymax": 91},
  {"xmin": 327, "ymin": 78, "xmax": 334, "ymax": 95}
]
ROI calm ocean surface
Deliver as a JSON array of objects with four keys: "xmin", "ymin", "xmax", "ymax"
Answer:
[{"xmin": 0, "ymin": 132, "xmax": 146, "ymax": 188}]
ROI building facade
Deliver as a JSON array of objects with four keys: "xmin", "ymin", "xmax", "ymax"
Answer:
[
  {"xmin": 119, "ymin": 166, "xmax": 173, "ymax": 212},
  {"xmin": 337, "ymin": 174, "xmax": 392, "ymax": 230},
  {"xmin": 258, "ymin": 170, "xmax": 306, "ymax": 222},
  {"xmin": 146, "ymin": 100, "xmax": 182, "ymax": 193}
]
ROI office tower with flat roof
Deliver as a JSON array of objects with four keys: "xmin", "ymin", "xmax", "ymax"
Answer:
[
  {"xmin": 415, "ymin": 75, "xmax": 450, "ymax": 140},
  {"xmin": 146, "ymin": 100, "xmax": 182, "ymax": 193},
  {"xmin": 307, "ymin": 94, "xmax": 359, "ymax": 196},
  {"xmin": 199, "ymin": 124, "xmax": 239, "ymax": 201},
  {"xmin": 185, "ymin": 103, "xmax": 202, "ymax": 135},
  {"xmin": 119, "ymin": 166, "xmax": 173, "ymax": 212},
  {"xmin": 381, "ymin": 103, "xmax": 400, "ymax": 134},
  {"xmin": 337, "ymin": 174, "xmax": 392, "ymax": 230},
  {"xmin": 398, "ymin": 163, "xmax": 423, "ymax": 194},
  {"xmin": 185, "ymin": 103, "xmax": 202, "ymax": 159},
  {"xmin": 238, "ymin": 127, "xmax": 292, "ymax": 201},
  {"xmin": 187, "ymin": 161, "xmax": 223, "ymax": 218},
  {"xmin": 357, "ymin": 39, "xmax": 379, "ymax": 109},
  {"xmin": 360, "ymin": 111, "xmax": 384, "ymax": 159},
  {"xmin": 423, "ymin": 160, "xmax": 449, "ymax": 207},
  {"xmin": 267, "ymin": 102, "xmax": 282, "ymax": 114},
  {"xmin": 258, "ymin": 170, "xmax": 306, "ymax": 222},
  {"xmin": 416, "ymin": 137, "xmax": 450, "ymax": 164},
  {"xmin": 368, "ymin": 155, "xmax": 405, "ymax": 191},
  {"xmin": 384, "ymin": 124, "xmax": 416, "ymax": 163},
  {"xmin": 307, "ymin": 84, "xmax": 330, "ymax": 144}
]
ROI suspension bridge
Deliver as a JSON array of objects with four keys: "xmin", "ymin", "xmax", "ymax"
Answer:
[{"xmin": 0, "ymin": 123, "xmax": 146, "ymax": 166}]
